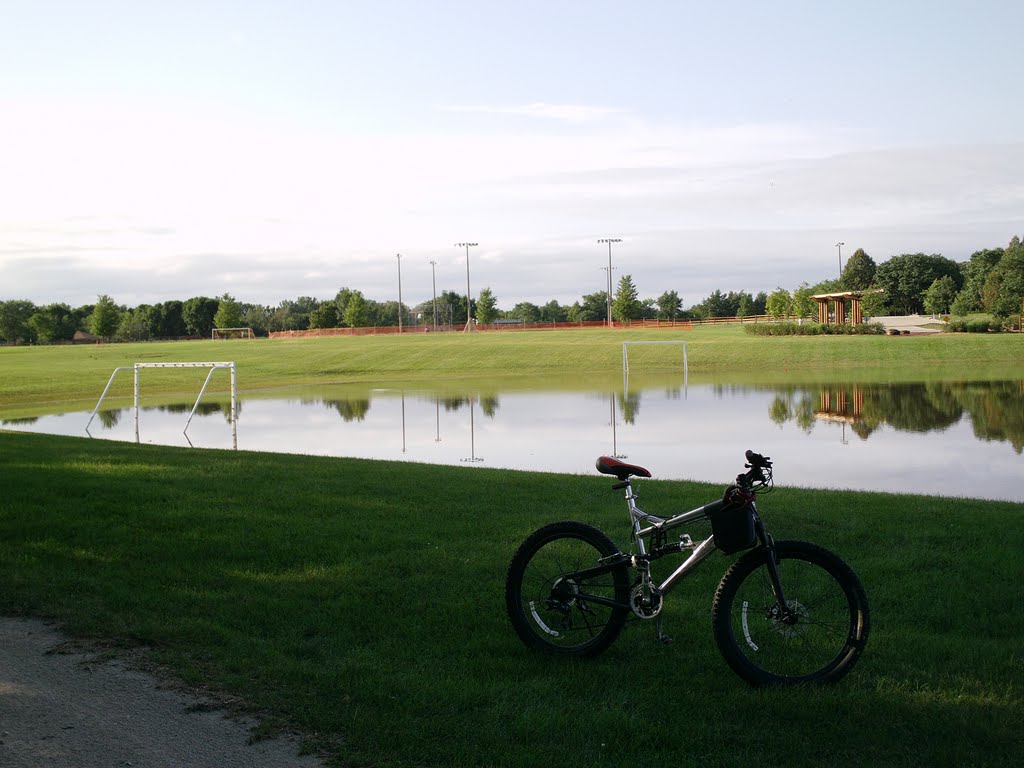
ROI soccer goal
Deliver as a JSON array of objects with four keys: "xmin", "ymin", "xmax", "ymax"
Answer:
[
  {"xmin": 86, "ymin": 362, "xmax": 237, "ymax": 447},
  {"xmin": 622, "ymin": 341, "xmax": 688, "ymax": 376},
  {"xmin": 212, "ymin": 327, "xmax": 255, "ymax": 340}
]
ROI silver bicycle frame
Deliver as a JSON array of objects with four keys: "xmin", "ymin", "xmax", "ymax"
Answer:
[{"xmin": 620, "ymin": 479, "xmax": 732, "ymax": 596}]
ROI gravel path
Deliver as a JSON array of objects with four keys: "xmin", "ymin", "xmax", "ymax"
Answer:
[{"xmin": 0, "ymin": 617, "xmax": 325, "ymax": 768}]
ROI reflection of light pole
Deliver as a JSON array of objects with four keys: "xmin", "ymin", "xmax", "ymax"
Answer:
[
  {"xmin": 455, "ymin": 242, "xmax": 478, "ymax": 332},
  {"xmin": 599, "ymin": 238, "xmax": 621, "ymax": 327},
  {"xmin": 609, "ymin": 392, "xmax": 627, "ymax": 458},
  {"xmin": 434, "ymin": 396, "xmax": 441, "ymax": 442},
  {"xmin": 461, "ymin": 396, "xmax": 484, "ymax": 462},
  {"xmin": 429, "ymin": 259, "xmax": 438, "ymax": 329},
  {"xmin": 836, "ymin": 241, "xmax": 844, "ymax": 277},
  {"xmin": 396, "ymin": 253, "xmax": 403, "ymax": 333}
]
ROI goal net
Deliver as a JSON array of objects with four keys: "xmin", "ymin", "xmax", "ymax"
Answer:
[
  {"xmin": 622, "ymin": 341, "xmax": 688, "ymax": 375},
  {"xmin": 212, "ymin": 327, "xmax": 255, "ymax": 340}
]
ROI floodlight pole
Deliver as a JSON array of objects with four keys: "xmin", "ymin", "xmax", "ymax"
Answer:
[
  {"xmin": 836, "ymin": 241, "xmax": 845, "ymax": 277},
  {"xmin": 456, "ymin": 242, "xmax": 478, "ymax": 332},
  {"xmin": 396, "ymin": 253, "xmax": 403, "ymax": 333},
  {"xmin": 599, "ymin": 238, "xmax": 621, "ymax": 327},
  {"xmin": 429, "ymin": 259, "xmax": 439, "ymax": 329}
]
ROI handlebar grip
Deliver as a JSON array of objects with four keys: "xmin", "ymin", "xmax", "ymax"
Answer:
[{"xmin": 744, "ymin": 449, "xmax": 771, "ymax": 468}]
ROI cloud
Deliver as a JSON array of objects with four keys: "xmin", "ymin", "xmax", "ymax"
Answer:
[{"xmin": 440, "ymin": 102, "xmax": 625, "ymax": 123}]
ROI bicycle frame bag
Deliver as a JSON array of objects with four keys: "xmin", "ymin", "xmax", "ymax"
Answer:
[{"xmin": 706, "ymin": 493, "xmax": 757, "ymax": 554}]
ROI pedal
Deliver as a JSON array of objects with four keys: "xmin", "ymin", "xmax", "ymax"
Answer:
[{"xmin": 655, "ymin": 616, "xmax": 673, "ymax": 645}]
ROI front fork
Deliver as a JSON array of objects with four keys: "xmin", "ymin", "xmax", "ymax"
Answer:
[{"xmin": 755, "ymin": 514, "xmax": 793, "ymax": 622}]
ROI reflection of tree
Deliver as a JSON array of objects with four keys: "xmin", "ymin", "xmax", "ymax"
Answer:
[
  {"xmin": 325, "ymin": 399, "xmax": 371, "ymax": 422},
  {"xmin": 954, "ymin": 381, "xmax": 1024, "ymax": 454},
  {"xmin": 153, "ymin": 401, "xmax": 240, "ymax": 423},
  {"xmin": 861, "ymin": 383, "xmax": 961, "ymax": 433},
  {"xmin": 441, "ymin": 397, "xmax": 470, "ymax": 412},
  {"xmin": 766, "ymin": 381, "xmax": 1024, "ymax": 451},
  {"xmin": 618, "ymin": 391, "xmax": 641, "ymax": 425},
  {"xmin": 97, "ymin": 409, "xmax": 121, "ymax": 428},
  {"xmin": 2, "ymin": 416, "xmax": 40, "ymax": 425},
  {"xmin": 480, "ymin": 396, "xmax": 500, "ymax": 418}
]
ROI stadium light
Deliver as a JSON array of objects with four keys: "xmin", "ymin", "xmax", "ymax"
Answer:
[
  {"xmin": 599, "ymin": 238, "xmax": 621, "ymax": 327},
  {"xmin": 455, "ymin": 242, "xmax": 478, "ymax": 332}
]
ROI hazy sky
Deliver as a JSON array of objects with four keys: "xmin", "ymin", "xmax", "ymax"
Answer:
[{"xmin": 2, "ymin": 0, "xmax": 1022, "ymax": 310}]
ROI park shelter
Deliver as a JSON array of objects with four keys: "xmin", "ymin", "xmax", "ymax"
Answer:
[{"xmin": 812, "ymin": 290, "xmax": 877, "ymax": 325}]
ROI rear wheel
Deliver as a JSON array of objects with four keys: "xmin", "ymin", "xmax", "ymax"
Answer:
[
  {"xmin": 712, "ymin": 540, "xmax": 870, "ymax": 686},
  {"xmin": 506, "ymin": 521, "xmax": 630, "ymax": 657}
]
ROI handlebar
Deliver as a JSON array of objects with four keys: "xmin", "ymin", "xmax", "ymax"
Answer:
[{"xmin": 736, "ymin": 450, "xmax": 773, "ymax": 492}]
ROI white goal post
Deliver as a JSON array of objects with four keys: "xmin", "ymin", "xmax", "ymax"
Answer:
[
  {"xmin": 212, "ymin": 327, "xmax": 255, "ymax": 340},
  {"xmin": 622, "ymin": 341, "xmax": 688, "ymax": 376},
  {"xmin": 86, "ymin": 362, "xmax": 237, "ymax": 446}
]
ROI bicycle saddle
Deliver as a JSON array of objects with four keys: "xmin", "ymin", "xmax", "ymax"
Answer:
[{"xmin": 595, "ymin": 456, "xmax": 652, "ymax": 481}]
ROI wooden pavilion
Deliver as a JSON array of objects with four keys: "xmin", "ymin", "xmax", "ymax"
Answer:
[{"xmin": 811, "ymin": 290, "xmax": 880, "ymax": 325}]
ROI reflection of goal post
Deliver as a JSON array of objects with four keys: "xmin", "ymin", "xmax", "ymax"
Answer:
[
  {"xmin": 622, "ymin": 341, "xmax": 688, "ymax": 376},
  {"xmin": 212, "ymin": 327, "xmax": 255, "ymax": 340},
  {"xmin": 86, "ymin": 362, "xmax": 237, "ymax": 446}
]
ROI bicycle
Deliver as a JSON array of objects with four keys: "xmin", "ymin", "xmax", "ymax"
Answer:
[{"xmin": 505, "ymin": 450, "xmax": 870, "ymax": 686}]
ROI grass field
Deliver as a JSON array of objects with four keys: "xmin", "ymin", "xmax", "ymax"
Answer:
[
  {"xmin": 2, "ymin": 325, "xmax": 1024, "ymax": 418},
  {"xmin": 3, "ymin": 326, "xmax": 1024, "ymax": 766},
  {"xmin": 1, "ymin": 431, "xmax": 1022, "ymax": 767}
]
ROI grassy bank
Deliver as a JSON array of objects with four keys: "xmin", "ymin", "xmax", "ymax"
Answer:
[
  {"xmin": 2, "ymin": 326, "xmax": 1024, "ymax": 417},
  {"xmin": 2, "ymin": 431, "xmax": 1021, "ymax": 767}
]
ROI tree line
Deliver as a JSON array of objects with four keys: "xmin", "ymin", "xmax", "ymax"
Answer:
[{"xmin": 2, "ymin": 236, "xmax": 1021, "ymax": 344}]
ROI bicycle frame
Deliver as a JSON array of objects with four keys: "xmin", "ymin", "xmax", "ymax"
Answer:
[{"xmin": 617, "ymin": 477, "xmax": 784, "ymax": 605}]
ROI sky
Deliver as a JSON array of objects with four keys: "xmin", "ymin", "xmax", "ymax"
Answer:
[{"xmin": 2, "ymin": 0, "xmax": 1023, "ymax": 311}]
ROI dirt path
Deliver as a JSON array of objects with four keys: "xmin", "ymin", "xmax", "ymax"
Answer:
[{"xmin": 0, "ymin": 617, "xmax": 325, "ymax": 767}]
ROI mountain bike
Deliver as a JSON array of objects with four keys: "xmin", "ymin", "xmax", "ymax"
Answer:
[{"xmin": 505, "ymin": 451, "xmax": 870, "ymax": 686}]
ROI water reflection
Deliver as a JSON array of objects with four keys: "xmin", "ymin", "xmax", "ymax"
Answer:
[
  {"xmin": 766, "ymin": 381, "xmax": 1024, "ymax": 453},
  {"xmin": 3, "ymin": 378, "xmax": 1023, "ymax": 501}
]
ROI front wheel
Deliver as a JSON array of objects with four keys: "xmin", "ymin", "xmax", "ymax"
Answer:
[
  {"xmin": 712, "ymin": 540, "xmax": 870, "ymax": 686},
  {"xmin": 506, "ymin": 521, "xmax": 630, "ymax": 657}
]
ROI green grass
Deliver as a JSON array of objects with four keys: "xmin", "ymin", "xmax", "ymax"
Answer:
[
  {"xmin": 3, "ymin": 325, "xmax": 1024, "ymax": 417},
  {"xmin": 2, "ymin": 431, "xmax": 1022, "ymax": 767}
]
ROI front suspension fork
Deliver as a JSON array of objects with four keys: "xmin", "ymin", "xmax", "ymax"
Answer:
[{"xmin": 757, "ymin": 521, "xmax": 793, "ymax": 621}]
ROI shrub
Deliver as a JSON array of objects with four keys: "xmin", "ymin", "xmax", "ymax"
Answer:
[{"xmin": 743, "ymin": 322, "xmax": 884, "ymax": 337}]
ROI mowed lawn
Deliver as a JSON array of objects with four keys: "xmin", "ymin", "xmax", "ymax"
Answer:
[
  {"xmin": 1, "ymin": 429, "xmax": 1022, "ymax": 768},
  {"xmin": 3, "ymin": 326, "xmax": 1024, "ymax": 766}
]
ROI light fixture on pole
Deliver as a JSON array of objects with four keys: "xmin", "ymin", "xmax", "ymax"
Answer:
[
  {"xmin": 455, "ymin": 242, "xmax": 478, "ymax": 332},
  {"xmin": 429, "ymin": 259, "xmax": 439, "ymax": 329},
  {"xmin": 836, "ymin": 242, "xmax": 845, "ymax": 277},
  {"xmin": 598, "ymin": 238, "xmax": 621, "ymax": 327},
  {"xmin": 396, "ymin": 253, "xmax": 403, "ymax": 333}
]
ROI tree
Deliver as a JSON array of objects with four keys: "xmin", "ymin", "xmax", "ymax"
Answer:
[
  {"xmin": 182, "ymin": 296, "xmax": 219, "ymax": 336},
  {"xmin": 923, "ymin": 276, "xmax": 958, "ymax": 315},
  {"xmin": 752, "ymin": 291, "xmax": 768, "ymax": 316},
  {"xmin": 241, "ymin": 304, "xmax": 271, "ymax": 336},
  {"xmin": 873, "ymin": 253, "xmax": 962, "ymax": 315},
  {"xmin": 612, "ymin": 275, "xmax": 643, "ymax": 322},
  {"xmin": 737, "ymin": 293, "xmax": 752, "ymax": 317},
  {"xmin": 213, "ymin": 293, "xmax": 243, "ymax": 329},
  {"xmin": 656, "ymin": 290, "xmax": 682, "ymax": 320},
  {"xmin": 766, "ymin": 288, "xmax": 793, "ymax": 319},
  {"xmin": 792, "ymin": 283, "xmax": 817, "ymax": 319},
  {"xmin": 952, "ymin": 247, "xmax": 1003, "ymax": 314},
  {"xmin": 840, "ymin": 248, "xmax": 877, "ymax": 291},
  {"xmin": 308, "ymin": 302, "xmax": 338, "ymax": 329},
  {"xmin": 90, "ymin": 295, "xmax": 121, "ymax": 339},
  {"xmin": 476, "ymin": 288, "xmax": 499, "ymax": 324},
  {"xmin": 539, "ymin": 300, "xmax": 567, "ymax": 323},
  {"xmin": 154, "ymin": 301, "xmax": 186, "ymax": 338},
  {"xmin": 992, "ymin": 236, "xmax": 1024, "ymax": 318},
  {"xmin": 510, "ymin": 301, "xmax": 541, "ymax": 324},
  {"xmin": 568, "ymin": 291, "xmax": 608, "ymax": 322},
  {"xmin": 343, "ymin": 290, "xmax": 369, "ymax": 328}
]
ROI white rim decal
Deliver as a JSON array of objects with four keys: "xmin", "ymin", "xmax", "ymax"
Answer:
[
  {"xmin": 529, "ymin": 601, "xmax": 560, "ymax": 637},
  {"xmin": 742, "ymin": 600, "xmax": 759, "ymax": 651}
]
